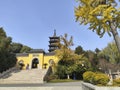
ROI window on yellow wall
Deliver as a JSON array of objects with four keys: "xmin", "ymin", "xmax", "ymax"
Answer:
[{"xmin": 49, "ymin": 59, "xmax": 55, "ymax": 66}]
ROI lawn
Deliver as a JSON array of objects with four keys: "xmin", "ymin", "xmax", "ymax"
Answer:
[{"xmin": 48, "ymin": 79, "xmax": 81, "ymax": 83}]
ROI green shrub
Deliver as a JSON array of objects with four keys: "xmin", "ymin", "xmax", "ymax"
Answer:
[
  {"xmin": 93, "ymin": 73, "xmax": 110, "ymax": 85},
  {"xmin": 113, "ymin": 78, "xmax": 120, "ymax": 86},
  {"xmin": 46, "ymin": 74, "xmax": 58, "ymax": 82},
  {"xmin": 83, "ymin": 71, "xmax": 95, "ymax": 83},
  {"xmin": 83, "ymin": 71, "xmax": 110, "ymax": 85}
]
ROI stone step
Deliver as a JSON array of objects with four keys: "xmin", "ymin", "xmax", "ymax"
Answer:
[
  {"xmin": 0, "ymin": 69, "xmax": 47, "ymax": 84},
  {"xmin": 0, "ymin": 80, "xmax": 44, "ymax": 84}
]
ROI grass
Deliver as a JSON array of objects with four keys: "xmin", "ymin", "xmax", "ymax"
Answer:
[{"xmin": 48, "ymin": 79, "xmax": 81, "ymax": 83}]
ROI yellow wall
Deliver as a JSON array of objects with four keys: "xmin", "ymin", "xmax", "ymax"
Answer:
[
  {"xmin": 16, "ymin": 52, "xmax": 59, "ymax": 70},
  {"xmin": 43, "ymin": 55, "xmax": 58, "ymax": 69},
  {"xmin": 17, "ymin": 56, "xmax": 30, "ymax": 69}
]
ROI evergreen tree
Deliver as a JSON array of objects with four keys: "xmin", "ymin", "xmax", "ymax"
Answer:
[
  {"xmin": 10, "ymin": 43, "xmax": 23, "ymax": 53},
  {"xmin": 0, "ymin": 27, "xmax": 17, "ymax": 72},
  {"xmin": 10, "ymin": 42, "xmax": 31, "ymax": 53},
  {"xmin": 75, "ymin": 45, "xmax": 85, "ymax": 55},
  {"xmin": 20, "ymin": 45, "xmax": 31, "ymax": 53}
]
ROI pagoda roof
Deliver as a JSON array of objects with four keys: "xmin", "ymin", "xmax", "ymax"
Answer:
[{"xmin": 49, "ymin": 36, "xmax": 60, "ymax": 39}]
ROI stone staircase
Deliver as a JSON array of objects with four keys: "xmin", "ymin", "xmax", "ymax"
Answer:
[{"xmin": 0, "ymin": 69, "xmax": 47, "ymax": 84}]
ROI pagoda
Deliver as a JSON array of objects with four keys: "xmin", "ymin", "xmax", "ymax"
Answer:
[{"xmin": 48, "ymin": 30, "xmax": 60, "ymax": 52}]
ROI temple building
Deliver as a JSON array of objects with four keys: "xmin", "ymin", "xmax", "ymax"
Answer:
[
  {"xmin": 16, "ymin": 31, "xmax": 60, "ymax": 70},
  {"xmin": 48, "ymin": 30, "xmax": 60, "ymax": 52}
]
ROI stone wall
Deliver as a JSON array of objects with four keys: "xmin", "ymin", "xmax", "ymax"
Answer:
[
  {"xmin": 82, "ymin": 82, "xmax": 120, "ymax": 90},
  {"xmin": 0, "ymin": 67, "xmax": 18, "ymax": 78}
]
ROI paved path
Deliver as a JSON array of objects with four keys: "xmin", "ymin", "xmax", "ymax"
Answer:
[
  {"xmin": 0, "ymin": 81, "xmax": 82, "ymax": 87},
  {"xmin": 0, "ymin": 82, "xmax": 83, "ymax": 90},
  {"xmin": 44, "ymin": 82, "xmax": 82, "ymax": 86}
]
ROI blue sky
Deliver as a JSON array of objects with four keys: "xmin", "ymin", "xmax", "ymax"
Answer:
[{"xmin": 0, "ymin": 0, "xmax": 115, "ymax": 52}]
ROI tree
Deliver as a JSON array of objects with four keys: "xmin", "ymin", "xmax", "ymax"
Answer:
[
  {"xmin": 95, "ymin": 48, "xmax": 101, "ymax": 54},
  {"xmin": 56, "ymin": 54, "xmax": 90, "ymax": 79},
  {"xmin": 84, "ymin": 50, "xmax": 99, "ymax": 71},
  {"xmin": 10, "ymin": 42, "xmax": 23, "ymax": 53},
  {"xmin": 55, "ymin": 33, "xmax": 75, "ymax": 79},
  {"xmin": 98, "ymin": 57, "xmax": 120, "ymax": 73},
  {"xmin": 0, "ymin": 27, "xmax": 17, "ymax": 72},
  {"xmin": 98, "ymin": 42, "xmax": 120, "ymax": 64},
  {"xmin": 10, "ymin": 42, "xmax": 31, "ymax": 53},
  {"xmin": 97, "ymin": 42, "xmax": 120, "ymax": 73},
  {"xmin": 55, "ymin": 33, "xmax": 74, "ymax": 61},
  {"xmin": 55, "ymin": 34, "xmax": 91, "ymax": 79},
  {"xmin": 75, "ymin": 45, "xmax": 85, "ymax": 55},
  {"xmin": 20, "ymin": 45, "xmax": 31, "ymax": 53},
  {"xmin": 75, "ymin": 0, "xmax": 120, "ymax": 52},
  {"xmin": 73, "ymin": 55, "xmax": 91, "ymax": 79}
]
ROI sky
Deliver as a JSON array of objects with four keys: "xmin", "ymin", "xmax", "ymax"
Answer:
[{"xmin": 0, "ymin": 0, "xmax": 116, "ymax": 52}]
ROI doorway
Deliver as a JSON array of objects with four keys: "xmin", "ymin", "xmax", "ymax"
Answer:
[{"xmin": 31, "ymin": 58, "xmax": 39, "ymax": 69}]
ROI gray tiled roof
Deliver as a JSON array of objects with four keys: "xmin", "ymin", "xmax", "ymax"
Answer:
[
  {"xmin": 28, "ymin": 49, "xmax": 45, "ymax": 53},
  {"xmin": 16, "ymin": 53, "xmax": 29, "ymax": 57},
  {"xmin": 16, "ymin": 49, "xmax": 55, "ymax": 57},
  {"xmin": 45, "ymin": 52, "xmax": 55, "ymax": 56}
]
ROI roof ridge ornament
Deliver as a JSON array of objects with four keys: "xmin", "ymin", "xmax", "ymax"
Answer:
[{"xmin": 53, "ymin": 29, "xmax": 56, "ymax": 37}]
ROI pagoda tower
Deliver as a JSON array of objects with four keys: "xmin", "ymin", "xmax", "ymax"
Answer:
[{"xmin": 48, "ymin": 30, "xmax": 60, "ymax": 52}]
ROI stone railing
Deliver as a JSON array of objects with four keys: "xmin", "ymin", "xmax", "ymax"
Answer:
[
  {"xmin": 82, "ymin": 82, "xmax": 120, "ymax": 90},
  {"xmin": 43, "ymin": 66, "xmax": 53, "ymax": 81},
  {"xmin": 0, "ymin": 67, "xmax": 19, "ymax": 78},
  {"xmin": 82, "ymin": 82, "xmax": 95, "ymax": 90}
]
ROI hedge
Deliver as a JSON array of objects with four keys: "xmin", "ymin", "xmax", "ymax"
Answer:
[{"xmin": 83, "ymin": 71, "xmax": 110, "ymax": 85}]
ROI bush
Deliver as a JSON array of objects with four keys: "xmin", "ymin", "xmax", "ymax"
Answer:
[
  {"xmin": 93, "ymin": 73, "xmax": 109, "ymax": 85},
  {"xmin": 83, "ymin": 71, "xmax": 110, "ymax": 85},
  {"xmin": 83, "ymin": 71, "xmax": 95, "ymax": 83},
  {"xmin": 113, "ymin": 78, "xmax": 120, "ymax": 86},
  {"xmin": 46, "ymin": 74, "xmax": 58, "ymax": 82}
]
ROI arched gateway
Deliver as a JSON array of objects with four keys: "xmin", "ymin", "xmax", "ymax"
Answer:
[{"xmin": 31, "ymin": 58, "xmax": 39, "ymax": 69}]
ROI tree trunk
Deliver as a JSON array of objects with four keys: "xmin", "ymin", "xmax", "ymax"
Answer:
[
  {"xmin": 67, "ymin": 74, "xmax": 70, "ymax": 79},
  {"xmin": 111, "ymin": 22, "xmax": 120, "ymax": 53}
]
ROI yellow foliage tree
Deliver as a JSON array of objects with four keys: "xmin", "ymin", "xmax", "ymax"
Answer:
[
  {"xmin": 75, "ymin": 0, "xmax": 120, "ymax": 52},
  {"xmin": 55, "ymin": 33, "xmax": 74, "ymax": 61}
]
